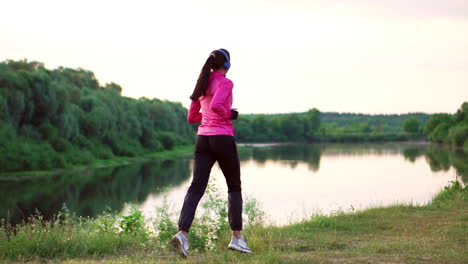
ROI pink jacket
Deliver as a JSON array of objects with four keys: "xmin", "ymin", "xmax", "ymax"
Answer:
[{"xmin": 187, "ymin": 72, "xmax": 234, "ymax": 136}]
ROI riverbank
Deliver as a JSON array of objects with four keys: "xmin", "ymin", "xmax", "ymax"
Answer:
[
  {"xmin": 0, "ymin": 145, "xmax": 195, "ymax": 179},
  {"xmin": 1, "ymin": 181, "xmax": 466, "ymax": 263},
  {"xmin": 0, "ymin": 144, "xmax": 260, "ymax": 179},
  {"xmin": 0, "ymin": 140, "xmax": 435, "ymax": 179}
]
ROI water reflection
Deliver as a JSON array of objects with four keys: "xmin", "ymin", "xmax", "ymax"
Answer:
[
  {"xmin": 424, "ymin": 147, "xmax": 468, "ymax": 183},
  {"xmin": 1, "ymin": 143, "xmax": 466, "ymax": 225},
  {"xmin": 0, "ymin": 159, "xmax": 191, "ymax": 224},
  {"xmin": 241, "ymin": 143, "xmax": 467, "ymax": 184},
  {"xmin": 234, "ymin": 143, "xmax": 464, "ymax": 224}
]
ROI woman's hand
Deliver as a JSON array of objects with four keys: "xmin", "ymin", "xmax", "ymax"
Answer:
[{"xmin": 229, "ymin": 109, "xmax": 239, "ymax": 120}]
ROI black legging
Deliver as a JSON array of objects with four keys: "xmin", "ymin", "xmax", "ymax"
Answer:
[{"xmin": 178, "ymin": 135, "xmax": 243, "ymax": 232}]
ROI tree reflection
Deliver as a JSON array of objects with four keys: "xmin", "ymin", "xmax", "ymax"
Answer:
[
  {"xmin": 0, "ymin": 158, "xmax": 190, "ymax": 225},
  {"xmin": 245, "ymin": 143, "xmax": 467, "ymax": 184},
  {"xmin": 3, "ymin": 144, "xmax": 466, "ymax": 225},
  {"xmin": 402, "ymin": 147, "xmax": 425, "ymax": 163},
  {"xmin": 247, "ymin": 144, "xmax": 323, "ymax": 172},
  {"xmin": 424, "ymin": 147, "xmax": 468, "ymax": 184}
]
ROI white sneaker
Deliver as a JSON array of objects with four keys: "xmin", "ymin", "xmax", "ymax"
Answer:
[
  {"xmin": 228, "ymin": 236, "xmax": 252, "ymax": 253},
  {"xmin": 171, "ymin": 231, "xmax": 189, "ymax": 258}
]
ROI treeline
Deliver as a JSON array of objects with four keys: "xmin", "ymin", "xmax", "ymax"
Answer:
[
  {"xmin": 236, "ymin": 110, "xmax": 429, "ymax": 142},
  {"xmin": 0, "ymin": 60, "xmax": 194, "ymax": 173},
  {"xmin": 424, "ymin": 102, "xmax": 468, "ymax": 151},
  {"xmin": 1, "ymin": 59, "xmax": 464, "ymax": 173}
]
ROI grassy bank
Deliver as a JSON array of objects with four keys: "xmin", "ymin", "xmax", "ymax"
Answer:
[
  {"xmin": 0, "ymin": 145, "xmax": 195, "ymax": 178},
  {"xmin": 0, "ymin": 145, "xmax": 257, "ymax": 179},
  {"xmin": 1, "ymin": 181, "xmax": 466, "ymax": 264}
]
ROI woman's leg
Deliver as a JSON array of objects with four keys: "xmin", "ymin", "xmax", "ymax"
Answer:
[
  {"xmin": 210, "ymin": 135, "xmax": 243, "ymax": 232},
  {"xmin": 178, "ymin": 136, "xmax": 216, "ymax": 232}
]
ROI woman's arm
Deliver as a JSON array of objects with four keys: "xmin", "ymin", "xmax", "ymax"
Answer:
[
  {"xmin": 187, "ymin": 99, "xmax": 202, "ymax": 123},
  {"xmin": 210, "ymin": 79, "xmax": 233, "ymax": 119}
]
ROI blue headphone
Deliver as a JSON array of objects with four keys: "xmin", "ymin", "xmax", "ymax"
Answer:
[{"xmin": 217, "ymin": 49, "xmax": 231, "ymax": 70}]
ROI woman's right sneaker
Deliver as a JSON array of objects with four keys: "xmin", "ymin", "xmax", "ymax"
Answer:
[
  {"xmin": 171, "ymin": 231, "xmax": 189, "ymax": 258},
  {"xmin": 228, "ymin": 236, "xmax": 252, "ymax": 253}
]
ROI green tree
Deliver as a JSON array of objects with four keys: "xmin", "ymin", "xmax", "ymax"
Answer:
[
  {"xmin": 454, "ymin": 102, "xmax": 468, "ymax": 123},
  {"xmin": 424, "ymin": 113, "xmax": 453, "ymax": 136},
  {"xmin": 305, "ymin": 108, "xmax": 321, "ymax": 139},
  {"xmin": 0, "ymin": 59, "xmax": 196, "ymax": 172},
  {"xmin": 403, "ymin": 117, "xmax": 420, "ymax": 134},
  {"xmin": 448, "ymin": 124, "xmax": 468, "ymax": 147},
  {"xmin": 279, "ymin": 114, "xmax": 304, "ymax": 140}
]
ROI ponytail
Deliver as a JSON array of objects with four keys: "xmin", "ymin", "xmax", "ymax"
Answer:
[
  {"xmin": 190, "ymin": 49, "xmax": 230, "ymax": 101},
  {"xmin": 190, "ymin": 55, "xmax": 214, "ymax": 100}
]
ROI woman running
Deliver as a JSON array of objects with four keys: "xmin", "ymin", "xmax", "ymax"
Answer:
[{"xmin": 171, "ymin": 49, "xmax": 251, "ymax": 258}]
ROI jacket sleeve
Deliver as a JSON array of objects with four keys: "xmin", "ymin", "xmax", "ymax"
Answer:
[
  {"xmin": 210, "ymin": 79, "xmax": 233, "ymax": 119},
  {"xmin": 187, "ymin": 99, "xmax": 202, "ymax": 123}
]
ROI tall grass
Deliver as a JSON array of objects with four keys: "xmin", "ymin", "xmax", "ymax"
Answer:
[
  {"xmin": 0, "ymin": 184, "xmax": 263, "ymax": 261},
  {"xmin": 0, "ymin": 181, "xmax": 466, "ymax": 262}
]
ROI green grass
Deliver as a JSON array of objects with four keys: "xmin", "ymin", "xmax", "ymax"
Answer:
[
  {"xmin": 0, "ymin": 145, "xmax": 195, "ymax": 179},
  {"xmin": 1, "ymin": 182, "xmax": 466, "ymax": 263},
  {"xmin": 0, "ymin": 145, "xmax": 253, "ymax": 180}
]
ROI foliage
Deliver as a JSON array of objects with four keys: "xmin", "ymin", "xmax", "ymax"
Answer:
[
  {"xmin": 402, "ymin": 117, "xmax": 420, "ymax": 134},
  {"xmin": 153, "ymin": 183, "xmax": 264, "ymax": 252},
  {"xmin": 447, "ymin": 124, "xmax": 468, "ymax": 147},
  {"xmin": 0, "ymin": 59, "xmax": 195, "ymax": 172},
  {"xmin": 119, "ymin": 208, "xmax": 146, "ymax": 234},
  {"xmin": 424, "ymin": 102, "xmax": 468, "ymax": 148},
  {"xmin": 0, "ymin": 179, "xmax": 466, "ymax": 262},
  {"xmin": 236, "ymin": 110, "xmax": 429, "ymax": 143}
]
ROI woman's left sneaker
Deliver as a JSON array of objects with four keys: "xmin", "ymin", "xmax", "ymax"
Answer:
[{"xmin": 171, "ymin": 231, "xmax": 189, "ymax": 258}]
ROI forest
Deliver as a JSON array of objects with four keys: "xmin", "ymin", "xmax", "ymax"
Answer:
[
  {"xmin": 423, "ymin": 102, "xmax": 468, "ymax": 150},
  {"xmin": 1, "ymin": 59, "xmax": 466, "ymax": 173},
  {"xmin": 0, "ymin": 60, "xmax": 194, "ymax": 172},
  {"xmin": 235, "ymin": 111, "xmax": 430, "ymax": 142}
]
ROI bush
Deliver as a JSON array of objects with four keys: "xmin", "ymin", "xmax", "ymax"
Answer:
[
  {"xmin": 428, "ymin": 122, "xmax": 451, "ymax": 143},
  {"xmin": 51, "ymin": 137, "xmax": 70, "ymax": 153},
  {"xmin": 39, "ymin": 122, "xmax": 58, "ymax": 140},
  {"xmin": 447, "ymin": 124, "xmax": 468, "ymax": 147},
  {"xmin": 93, "ymin": 145, "xmax": 114, "ymax": 160},
  {"xmin": 64, "ymin": 148, "xmax": 94, "ymax": 165},
  {"xmin": 119, "ymin": 209, "xmax": 146, "ymax": 234},
  {"xmin": 19, "ymin": 125, "xmax": 42, "ymax": 140},
  {"xmin": 51, "ymin": 155, "xmax": 67, "ymax": 168},
  {"xmin": 72, "ymin": 135, "xmax": 93, "ymax": 149},
  {"xmin": 155, "ymin": 132, "xmax": 177, "ymax": 150},
  {"xmin": 0, "ymin": 137, "xmax": 59, "ymax": 172},
  {"xmin": 140, "ymin": 132, "xmax": 164, "ymax": 151}
]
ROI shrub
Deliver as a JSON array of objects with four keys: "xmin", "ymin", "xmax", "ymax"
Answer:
[
  {"xmin": 155, "ymin": 132, "xmax": 177, "ymax": 150},
  {"xmin": 64, "ymin": 148, "xmax": 94, "ymax": 165},
  {"xmin": 51, "ymin": 137, "xmax": 70, "ymax": 153},
  {"xmin": 447, "ymin": 124, "xmax": 468, "ymax": 147},
  {"xmin": 103, "ymin": 134, "xmax": 143, "ymax": 157},
  {"xmin": 93, "ymin": 145, "xmax": 114, "ymax": 160},
  {"xmin": 0, "ymin": 137, "xmax": 59, "ymax": 172},
  {"xmin": 51, "ymin": 155, "xmax": 67, "ymax": 168},
  {"xmin": 428, "ymin": 122, "xmax": 451, "ymax": 143},
  {"xmin": 39, "ymin": 122, "xmax": 58, "ymax": 140},
  {"xmin": 140, "ymin": 132, "xmax": 164, "ymax": 151},
  {"xmin": 72, "ymin": 135, "xmax": 93, "ymax": 149},
  {"xmin": 119, "ymin": 209, "xmax": 146, "ymax": 234},
  {"xmin": 19, "ymin": 125, "xmax": 42, "ymax": 140}
]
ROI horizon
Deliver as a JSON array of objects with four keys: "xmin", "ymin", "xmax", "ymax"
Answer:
[
  {"xmin": 1, "ymin": 57, "xmax": 461, "ymax": 116},
  {"xmin": 2, "ymin": 0, "xmax": 467, "ymax": 115}
]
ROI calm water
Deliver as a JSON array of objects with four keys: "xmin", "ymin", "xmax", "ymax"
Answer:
[{"xmin": 1, "ymin": 143, "xmax": 466, "ymax": 225}]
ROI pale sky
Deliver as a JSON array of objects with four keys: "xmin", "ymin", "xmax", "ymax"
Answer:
[{"xmin": 1, "ymin": 0, "xmax": 467, "ymax": 114}]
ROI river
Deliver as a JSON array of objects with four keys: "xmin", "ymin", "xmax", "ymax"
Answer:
[{"xmin": 1, "ymin": 143, "xmax": 466, "ymax": 225}]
